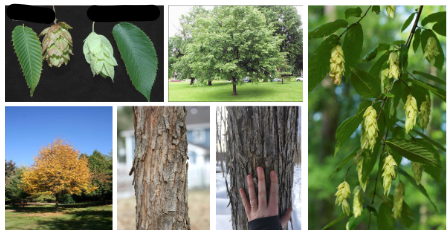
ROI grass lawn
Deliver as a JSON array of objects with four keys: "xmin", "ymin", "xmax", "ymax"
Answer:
[
  {"xmin": 5, "ymin": 203, "xmax": 112, "ymax": 230},
  {"xmin": 169, "ymin": 81, "xmax": 303, "ymax": 102}
]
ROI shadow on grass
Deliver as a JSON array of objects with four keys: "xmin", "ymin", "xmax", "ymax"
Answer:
[
  {"xmin": 34, "ymin": 210, "xmax": 112, "ymax": 230},
  {"xmin": 6, "ymin": 202, "xmax": 108, "ymax": 214}
]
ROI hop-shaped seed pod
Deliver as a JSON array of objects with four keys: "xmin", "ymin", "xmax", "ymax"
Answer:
[
  {"xmin": 404, "ymin": 94, "xmax": 418, "ymax": 133},
  {"xmin": 356, "ymin": 157, "xmax": 368, "ymax": 192},
  {"xmin": 424, "ymin": 37, "xmax": 440, "ymax": 65},
  {"xmin": 387, "ymin": 52, "xmax": 400, "ymax": 80},
  {"xmin": 382, "ymin": 154, "xmax": 397, "ymax": 196},
  {"xmin": 353, "ymin": 186, "xmax": 363, "ymax": 218},
  {"xmin": 83, "ymin": 23, "xmax": 118, "ymax": 81},
  {"xmin": 335, "ymin": 181, "xmax": 351, "ymax": 215},
  {"xmin": 393, "ymin": 181, "xmax": 405, "ymax": 219},
  {"xmin": 411, "ymin": 162, "xmax": 423, "ymax": 185},
  {"xmin": 386, "ymin": 6, "xmax": 396, "ymax": 18},
  {"xmin": 40, "ymin": 22, "xmax": 73, "ymax": 67},
  {"xmin": 381, "ymin": 68, "xmax": 391, "ymax": 93},
  {"xmin": 361, "ymin": 106, "xmax": 378, "ymax": 150},
  {"xmin": 329, "ymin": 45, "xmax": 345, "ymax": 86},
  {"xmin": 418, "ymin": 95, "xmax": 431, "ymax": 129}
]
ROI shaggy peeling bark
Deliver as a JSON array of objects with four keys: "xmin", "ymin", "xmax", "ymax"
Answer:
[
  {"xmin": 225, "ymin": 106, "xmax": 299, "ymax": 230},
  {"xmin": 131, "ymin": 106, "xmax": 191, "ymax": 230}
]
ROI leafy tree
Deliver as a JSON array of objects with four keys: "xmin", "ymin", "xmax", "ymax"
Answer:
[
  {"xmin": 21, "ymin": 139, "xmax": 97, "ymax": 212},
  {"xmin": 5, "ymin": 167, "xmax": 30, "ymax": 208},
  {"xmin": 308, "ymin": 5, "xmax": 445, "ymax": 229},
  {"xmin": 5, "ymin": 159, "xmax": 16, "ymax": 191},
  {"xmin": 87, "ymin": 150, "xmax": 113, "ymax": 204}
]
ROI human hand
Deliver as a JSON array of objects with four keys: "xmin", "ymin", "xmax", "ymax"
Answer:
[{"xmin": 239, "ymin": 167, "xmax": 293, "ymax": 229}]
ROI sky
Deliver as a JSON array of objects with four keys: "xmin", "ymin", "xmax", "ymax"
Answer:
[
  {"xmin": 169, "ymin": 6, "xmax": 303, "ymax": 37},
  {"xmin": 5, "ymin": 107, "xmax": 113, "ymax": 167}
]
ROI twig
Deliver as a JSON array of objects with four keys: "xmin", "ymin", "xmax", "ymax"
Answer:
[
  {"xmin": 406, "ymin": 6, "xmax": 424, "ymax": 47},
  {"xmin": 344, "ymin": 142, "xmax": 368, "ymax": 181},
  {"xmin": 372, "ymin": 130, "xmax": 388, "ymax": 204},
  {"xmin": 339, "ymin": 6, "xmax": 372, "ymax": 38},
  {"xmin": 53, "ymin": 5, "xmax": 57, "ymax": 24},
  {"xmin": 367, "ymin": 210, "xmax": 372, "ymax": 230}
]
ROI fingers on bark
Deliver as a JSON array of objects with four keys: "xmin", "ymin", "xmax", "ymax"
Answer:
[
  {"xmin": 279, "ymin": 208, "xmax": 293, "ymax": 228},
  {"xmin": 257, "ymin": 167, "xmax": 267, "ymax": 209},
  {"xmin": 268, "ymin": 170, "xmax": 279, "ymax": 214},
  {"xmin": 239, "ymin": 188, "xmax": 251, "ymax": 216}
]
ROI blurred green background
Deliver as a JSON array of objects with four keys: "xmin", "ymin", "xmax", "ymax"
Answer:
[{"xmin": 308, "ymin": 5, "xmax": 446, "ymax": 230}]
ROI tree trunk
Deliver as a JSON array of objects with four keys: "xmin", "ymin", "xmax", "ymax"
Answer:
[
  {"xmin": 131, "ymin": 107, "xmax": 191, "ymax": 230},
  {"xmin": 225, "ymin": 106, "xmax": 299, "ymax": 230},
  {"xmin": 282, "ymin": 78, "xmax": 284, "ymax": 84},
  {"xmin": 232, "ymin": 76, "xmax": 237, "ymax": 95},
  {"xmin": 55, "ymin": 194, "xmax": 59, "ymax": 213},
  {"xmin": 208, "ymin": 81, "xmax": 212, "ymax": 86},
  {"xmin": 190, "ymin": 78, "xmax": 195, "ymax": 85}
]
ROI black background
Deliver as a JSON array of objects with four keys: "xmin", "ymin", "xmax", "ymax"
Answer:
[{"xmin": 5, "ymin": 5, "xmax": 164, "ymax": 102}]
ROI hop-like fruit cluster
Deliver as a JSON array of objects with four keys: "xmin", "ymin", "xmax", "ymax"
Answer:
[
  {"xmin": 419, "ymin": 95, "xmax": 431, "ymax": 129},
  {"xmin": 393, "ymin": 181, "xmax": 405, "ymax": 219},
  {"xmin": 424, "ymin": 37, "xmax": 440, "ymax": 65},
  {"xmin": 40, "ymin": 22, "xmax": 73, "ymax": 67},
  {"xmin": 353, "ymin": 186, "xmax": 363, "ymax": 218},
  {"xmin": 356, "ymin": 157, "xmax": 368, "ymax": 192},
  {"xmin": 387, "ymin": 52, "xmax": 400, "ymax": 80},
  {"xmin": 382, "ymin": 154, "xmax": 397, "ymax": 196},
  {"xmin": 361, "ymin": 106, "xmax": 378, "ymax": 150},
  {"xmin": 404, "ymin": 94, "xmax": 418, "ymax": 133},
  {"xmin": 411, "ymin": 162, "xmax": 423, "ymax": 185},
  {"xmin": 83, "ymin": 24, "xmax": 118, "ymax": 80},
  {"xmin": 335, "ymin": 181, "xmax": 351, "ymax": 216},
  {"xmin": 386, "ymin": 6, "xmax": 396, "ymax": 18},
  {"xmin": 330, "ymin": 45, "xmax": 345, "ymax": 86},
  {"xmin": 381, "ymin": 68, "xmax": 391, "ymax": 93}
]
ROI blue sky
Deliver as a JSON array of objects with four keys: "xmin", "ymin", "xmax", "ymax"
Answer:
[{"xmin": 5, "ymin": 107, "xmax": 113, "ymax": 166}]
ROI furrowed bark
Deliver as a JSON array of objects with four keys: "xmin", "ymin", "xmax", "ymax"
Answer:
[
  {"xmin": 225, "ymin": 106, "xmax": 299, "ymax": 230},
  {"xmin": 131, "ymin": 106, "xmax": 191, "ymax": 230}
]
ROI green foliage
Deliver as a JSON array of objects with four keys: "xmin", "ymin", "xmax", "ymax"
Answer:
[
  {"xmin": 421, "ymin": 29, "xmax": 445, "ymax": 70},
  {"xmin": 12, "ymin": 25, "xmax": 43, "ymax": 97},
  {"xmin": 60, "ymin": 194, "xmax": 76, "ymax": 204},
  {"xmin": 345, "ymin": 7, "xmax": 362, "ymax": 19},
  {"xmin": 308, "ymin": 20, "xmax": 348, "ymax": 39},
  {"xmin": 113, "ymin": 22, "xmax": 158, "ymax": 101},
  {"xmin": 308, "ymin": 35, "xmax": 339, "ymax": 92},
  {"xmin": 351, "ymin": 68, "xmax": 381, "ymax": 98},
  {"xmin": 87, "ymin": 150, "xmax": 113, "ymax": 203},
  {"xmin": 342, "ymin": 23, "xmax": 363, "ymax": 79},
  {"xmin": 5, "ymin": 167, "xmax": 30, "ymax": 206},
  {"xmin": 378, "ymin": 203, "xmax": 394, "ymax": 230},
  {"xmin": 401, "ymin": 12, "xmax": 416, "ymax": 32}
]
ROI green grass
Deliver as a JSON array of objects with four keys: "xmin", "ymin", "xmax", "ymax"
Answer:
[
  {"xmin": 5, "ymin": 203, "xmax": 112, "ymax": 230},
  {"xmin": 169, "ymin": 81, "xmax": 303, "ymax": 102}
]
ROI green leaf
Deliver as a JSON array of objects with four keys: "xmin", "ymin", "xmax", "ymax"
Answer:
[
  {"xmin": 385, "ymin": 93, "xmax": 394, "ymax": 98},
  {"xmin": 407, "ymin": 78, "xmax": 446, "ymax": 101},
  {"xmin": 399, "ymin": 168, "xmax": 439, "ymax": 212},
  {"xmin": 399, "ymin": 44, "xmax": 408, "ymax": 71},
  {"xmin": 413, "ymin": 28, "xmax": 421, "ymax": 53},
  {"xmin": 392, "ymin": 40, "xmax": 406, "ymax": 46},
  {"xmin": 330, "ymin": 147, "xmax": 359, "ymax": 178},
  {"xmin": 334, "ymin": 101, "xmax": 370, "ymax": 156},
  {"xmin": 413, "ymin": 70, "xmax": 446, "ymax": 85},
  {"xmin": 410, "ymin": 128, "xmax": 446, "ymax": 152},
  {"xmin": 351, "ymin": 68, "xmax": 381, "ymax": 98},
  {"xmin": 361, "ymin": 47, "xmax": 378, "ymax": 62},
  {"xmin": 309, "ymin": 35, "xmax": 339, "ymax": 92},
  {"xmin": 378, "ymin": 203, "xmax": 394, "ymax": 230},
  {"xmin": 345, "ymin": 7, "xmax": 362, "ymax": 19},
  {"xmin": 421, "ymin": 29, "xmax": 445, "ymax": 70},
  {"xmin": 347, "ymin": 216, "xmax": 359, "ymax": 229},
  {"xmin": 372, "ymin": 6, "xmax": 381, "ymax": 15},
  {"xmin": 12, "ymin": 25, "xmax": 43, "ymax": 97},
  {"xmin": 386, "ymin": 138, "xmax": 442, "ymax": 167},
  {"xmin": 322, "ymin": 213, "xmax": 348, "ymax": 230},
  {"xmin": 366, "ymin": 205, "xmax": 378, "ymax": 216},
  {"xmin": 309, "ymin": 20, "xmax": 348, "ymax": 39},
  {"xmin": 343, "ymin": 23, "xmax": 363, "ymax": 80},
  {"xmin": 421, "ymin": 12, "xmax": 446, "ymax": 26},
  {"xmin": 370, "ymin": 52, "xmax": 390, "ymax": 77},
  {"xmin": 415, "ymin": 138, "xmax": 442, "ymax": 183},
  {"xmin": 433, "ymin": 20, "xmax": 446, "ymax": 36},
  {"xmin": 113, "ymin": 22, "xmax": 158, "ymax": 101},
  {"xmin": 401, "ymin": 12, "xmax": 416, "ymax": 32},
  {"xmin": 383, "ymin": 195, "xmax": 415, "ymax": 227},
  {"xmin": 361, "ymin": 146, "xmax": 380, "ymax": 185}
]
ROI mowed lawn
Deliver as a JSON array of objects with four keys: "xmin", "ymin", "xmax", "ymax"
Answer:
[
  {"xmin": 169, "ymin": 81, "xmax": 303, "ymax": 102},
  {"xmin": 5, "ymin": 203, "xmax": 112, "ymax": 230}
]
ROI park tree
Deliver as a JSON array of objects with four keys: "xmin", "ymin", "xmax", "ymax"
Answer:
[
  {"xmin": 222, "ymin": 106, "xmax": 300, "ymax": 230},
  {"xmin": 130, "ymin": 106, "xmax": 191, "ymax": 230},
  {"xmin": 5, "ymin": 166, "xmax": 30, "ymax": 208},
  {"xmin": 21, "ymin": 139, "xmax": 97, "ymax": 212},
  {"xmin": 186, "ymin": 6, "xmax": 287, "ymax": 95},
  {"xmin": 87, "ymin": 150, "xmax": 113, "ymax": 204}
]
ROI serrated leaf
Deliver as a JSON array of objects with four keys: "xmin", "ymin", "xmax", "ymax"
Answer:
[
  {"xmin": 351, "ymin": 68, "xmax": 381, "ymax": 98},
  {"xmin": 415, "ymin": 138, "xmax": 442, "ymax": 184},
  {"xmin": 421, "ymin": 12, "xmax": 446, "ymax": 26},
  {"xmin": 378, "ymin": 203, "xmax": 394, "ymax": 230},
  {"xmin": 334, "ymin": 101, "xmax": 370, "ymax": 155},
  {"xmin": 413, "ymin": 28, "xmax": 421, "ymax": 53},
  {"xmin": 370, "ymin": 52, "xmax": 390, "ymax": 77},
  {"xmin": 399, "ymin": 168, "xmax": 439, "ymax": 212},
  {"xmin": 309, "ymin": 35, "xmax": 339, "ymax": 92},
  {"xmin": 322, "ymin": 213, "xmax": 348, "ymax": 230},
  {"xmin": 401, "ymin": 12, "xmax": 416, "ymax": 32},
  {"xmin": 386, "ymin": 138, "xmax": 442, "ymax": 167},
  {"xmin": 309, "ymin": 20, "xmax": 348, "ymax": 39},
  {"xmin": 433, "ymin": 20, "xmax": 446, "ymax": 36},
  {"xmin": 421, "ymin": 29, "xmax": 445, "ymax": 70},
  {"xmin": 361, "ymin": 146, "xmax": 380, "ymax": 185},
  {"xmin": 12, "ymin": 25, "xmax": 43, "ymax": 97},
  {"xmin": 407, "ymin": 78, "xmax": 446, "ymax": 101},
  {"xmin": 372, "ymin": 6, "xmax": 381, "ymax": 15},
  {"xmin": 383, "ymin": 195, "xmax": 415, "ymax": 227},
  {"xmin": 410, "ymin": 128, "xmax": 446, "ymax": 152},
  {"xmin": 343, "ymin": 23, "xmax": 363, "ymax": 80},
  {"xmin": 345, "ymin": 7, "xmax": 362, "ymax": 19},
  {"xmin": 113, "ymin": 22, "xmax": 158, "ymax": 101},
  {"xmin": 400, "ymin": 44, "xmax": 409, "ymax": 71},
  {"xmin": 413, "ymin": 71, "xmax": 446, "ymax": 85},
  {"xmin": 330, "ymin": 147, "xmax": 359, "ymax": 178}
]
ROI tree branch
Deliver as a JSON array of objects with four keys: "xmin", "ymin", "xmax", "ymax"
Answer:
[
  {"xmin": 406, "ymin": 6, "xmax": 424, "ymax": 47},
  {"xmin": 339, "ymin": 6, "xmax": 372, "ymax": 38}
]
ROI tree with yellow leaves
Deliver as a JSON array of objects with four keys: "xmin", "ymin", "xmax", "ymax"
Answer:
[{"xmin": 21, "ymin": 139, "xmax": 97, "ymax": 212}]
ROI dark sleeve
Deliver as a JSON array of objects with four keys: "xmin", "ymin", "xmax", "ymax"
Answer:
[{"xmin": 248, "ymin": 215, "xmax": 282, "ymax": 230}]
